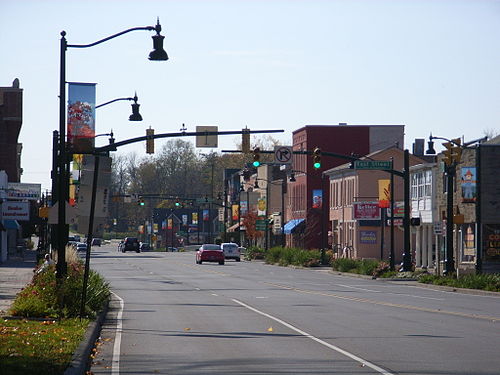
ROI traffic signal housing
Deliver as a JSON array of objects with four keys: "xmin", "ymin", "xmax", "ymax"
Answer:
[
  {"xmin": 146, "ymin": 127, "xmax": 154, "ymax": 154},
  {"xmin": 442, "ymin": 142, "xmax": 453, "ymax": 166},
  {"xmin": 442, "ymin": 139, "xmax": 462, "ymax": 166},
  {"xmin": 138, "ymin": 197, "xmax": 145, "ymax": 206},
  {"xmin": 252, "ymin": 147, "xmax": 261, "ymax": 167},
  {"xmin": 450, "ymin": 138, "xmax": 462, "ymax": 163},
  {"xmin": 312, "ymin": 147, "xmax": 321, "ymax": 169}
]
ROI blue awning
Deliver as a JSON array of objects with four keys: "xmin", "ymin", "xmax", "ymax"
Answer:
[
  {"xmin": 3, "ymin": 220, "xmax": 20, "ymax": 230},
  {"xmin": 284, "ymin": 219, "xmax": 305, "ymax": 234}
]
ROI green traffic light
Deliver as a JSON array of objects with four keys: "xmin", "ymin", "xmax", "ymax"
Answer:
[
  {"xmin": 253, "ymin": 161, "xmax": 261, "ymax": 167},
  {"xmin": 313, "ymin": 162, "xmax": 321, "ymax": 169}
]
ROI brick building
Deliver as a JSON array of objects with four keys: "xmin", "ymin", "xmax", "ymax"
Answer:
[
  {"xmin": 0, "ymin": 79, "xmax": 23, "ymax": 182},
  {"xmin": 287, "ymin": 124, "xmax": 404, "ymax": 249}
]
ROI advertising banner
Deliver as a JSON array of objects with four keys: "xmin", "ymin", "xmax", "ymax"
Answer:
[
  {"xmin": 240, "ymin": 201, "xmax": 247, "ymax": 216},
  {"xmin": 360, "ymin": 230, "xmax": 377, "ymax": 244},
  {"xmin": 182, "ymin": 214, "xmax": 188, "ymax": 226},
  {"xmin": 192, "ymin": 212, "xmax": 198, "ymax": 225},
  {"xmin": 353, "ymin": 202, "xmax": 380, "ymax": 220},
  {"xmin": 7, "ymin": 183, "xmax": 41, "ymax": 201},
  {"xmin": 232, "ymin": 204, "xmax": 239, "ymax": 220},
  {"xmin": 483, "ymin": 224, "xmax": 500, "ymax": 263},
  {"xmin": 257, "ymin": 197, "xmax": 266, "ymax": 216},
  {"xmin": 203, "ymin": 209, "xmax": 209, "ymax": 221},
  {"xmin": 67, "ymin": 82, "xmax": 96, "ymax": 153},
  {"xmin": 461, "ymin": 223, "xmax": 476, "ymax": 262},
  {"xmin": 312, "ymin": 189, "xmax": 323, "ymax": 209},
  {"xmin": 2, "ymin": 201, "xmax": 30, "ymax": 221},
  {"xmin": 378, "ymin": 179, "xmax": 391, "ymax": 208},
  {"xmin": 461, "ymin": 167, "xmax": 477, "ymax": 203}
]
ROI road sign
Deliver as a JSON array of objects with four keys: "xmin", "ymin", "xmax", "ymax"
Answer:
[
  {"xmin": 196, "ymin": 126, "xmax": 218, "ymax": 148},
  {"xmin": 274, "ymin": 146, "xmax": 293, "ymax": 164},
  {"xmin": 354, "ymin": 160, "xmax": 392, "ymax": 170}
]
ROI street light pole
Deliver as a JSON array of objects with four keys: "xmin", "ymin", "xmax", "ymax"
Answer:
[{"xmin": 55, "ymin": 20, "xmax": 168, "ymax": 279}]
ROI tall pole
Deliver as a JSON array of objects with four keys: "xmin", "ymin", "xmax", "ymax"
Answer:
[
  {"xmin": 281, "ymin": 178, "xmax": 286, "ymax": 247},
  {"xmin": 475, "ymin": 146, "xmax": 482, "ymax": 274},
  {"xmin": 402, "ymin": 150, "xmax": 412, "ymax": 271},
  {"xmin": 56, "ymin": 32, "xmax": 68, "ymax": 279},
  {"xmin": 445, "ymin": 164, "xmax": 455, "ymax": 275},
  {"xmin": 390, "ymin": 158, "xmax": 395, "ymax": 270}
]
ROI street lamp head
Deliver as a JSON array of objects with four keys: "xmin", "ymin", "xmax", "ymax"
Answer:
[
  {"xmin": 129, "ymin": 94, "xmax": 143, "ymax": 121},
  {"xmin": 426, "ymin": 134, "xmax": 436, "ymax": 155},
  {"xmin": 148, "ymin": 19, "xmax": 168, "ymax": 61}
]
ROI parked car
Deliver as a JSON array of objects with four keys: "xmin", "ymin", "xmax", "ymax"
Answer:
[
  {"xmin": 91, "ymin": 238, "xmax": 102, "ymax": 246},
  {"xmin": 221, "ymin": 242, "xmax": 241, "ymax": 261},
  {"xmin": 140, "ymin": 242, "xmax": 151, "ymax": 252},
  {"xmin": 67, "ymin": 236, "xmax": 78, "ymax": 248},
  {"xmin": 122, "ymin": 237, "xmax": 140, "ymax": 253},
  {"xmin": 196, "ymin": 244, "xmax": 224, "ymax": 265},
  {"xmin": 76, "ymin": 242, "xmax": 87, "ymax": 252}
]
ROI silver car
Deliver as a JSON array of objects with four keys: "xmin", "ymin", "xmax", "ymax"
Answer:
[{"xmin": 221, "ymin": 242, "xmax": 241, "ymax": 261}]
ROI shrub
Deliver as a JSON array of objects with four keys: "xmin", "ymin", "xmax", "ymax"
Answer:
[
  {"xmin": 265, "ymin": 247, "xmax": 283, "ymax": 264},
  {"xmin": 244, "ymin": 246, "xmax": 265, "ymax": 260},
  {"xmin": 372, "ymin": 261, "xmax": 391, "ymax": 277},
  {"xmin": 332, "ymin": 258, "xmax": 358, "ymax": 273},
  {"xmin": 10, "ymin": 259, "xmax": 110, "ymax": 319},
  {"xmin": 357, "ymin": 259, "xmax": 380, "ymax": 276}
]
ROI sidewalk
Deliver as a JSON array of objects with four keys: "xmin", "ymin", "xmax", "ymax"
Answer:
[{"xmin": 0, "ymin": 248, "xmax": 37, "ymax": 315}]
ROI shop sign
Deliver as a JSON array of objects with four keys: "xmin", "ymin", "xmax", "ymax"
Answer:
[
  {"xmin": 353, "ymin": 202, "xmax": 380, "ymax": 220},
  {"xmin": 2, "ymin": 201, "xmax": 30, "ymax": 221}
]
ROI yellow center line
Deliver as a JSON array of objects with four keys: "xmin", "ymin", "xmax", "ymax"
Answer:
[{"xmin": 264, "ymin": 282, "xmax": 499, "ymax": 322}]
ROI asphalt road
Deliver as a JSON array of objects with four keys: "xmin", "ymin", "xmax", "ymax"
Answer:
[{"xmin": 88, "ymin": 242, "xmax": 500, "ymax": 375}]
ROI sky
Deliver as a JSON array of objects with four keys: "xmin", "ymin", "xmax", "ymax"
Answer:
[{"xmin": 1, "ymin": 0, "xmax": 499, "ymax": 192}]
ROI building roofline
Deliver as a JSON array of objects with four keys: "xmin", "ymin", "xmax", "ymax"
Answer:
[{"xmin": 292, "ymin": 124, "xmax": 405, "ymax": 135}]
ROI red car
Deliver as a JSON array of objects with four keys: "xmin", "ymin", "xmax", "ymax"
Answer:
[{"xmin": 196, "ymin": 244, "xmax": 224, "ymax": 265}]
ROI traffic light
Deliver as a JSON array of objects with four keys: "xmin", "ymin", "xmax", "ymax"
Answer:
[
  {"xmin": 242, "ymin": 128, "xmax": 250, "ymax": 153},
  {"xmin": 442, "ymin": 139, "xmax": 462, "ymax": 166},
  {"xmin": 451, "ymin": 138, "xmax": 462, "ymax": 163},
  {"xmin": 312, "ymin": 147, "xmax": 321, "ymax": 169},
  {"xmin": 138, "ymin": 197, "xmax": 145, "ymax": 206},
  {"xmin": 175, "ymin": 199, "xmax": 181, "ymax": 207},
  {"xmin": 146, "ymin": 127, "xmax": 154, "ymax": 154},
  {"xmin": 442, "ymin": 142, "xmax": 453, "ymax": 166},
  {"xmin": 252, "ymin": 147, "xmax": 261, "ymax": 167}
]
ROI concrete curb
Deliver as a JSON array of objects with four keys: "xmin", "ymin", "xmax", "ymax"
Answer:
[{"xmin": 64, "ymin": 299, "xmax": 110, "ymax": 375}]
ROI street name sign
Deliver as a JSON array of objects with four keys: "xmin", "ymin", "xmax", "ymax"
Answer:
[{"xmin": 354, "ymin": 160, "xmax": 392, "ymax": 170}]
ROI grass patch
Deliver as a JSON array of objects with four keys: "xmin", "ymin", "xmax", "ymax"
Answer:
[
  {"xmin": 1, "ymin": 246, "xmax": 110, "ymax": 373},
  {"xmin": 0, "ymin": 318, "xmax": 89, "ymax": 375}
]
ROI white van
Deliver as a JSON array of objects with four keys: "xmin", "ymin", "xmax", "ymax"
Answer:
[{"xmin": 221, "ymin": 243, "xmax": 241, "ymax": 261}]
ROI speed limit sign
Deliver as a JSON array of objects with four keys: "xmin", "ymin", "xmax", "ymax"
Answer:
[{"xmin": 274, "ymin": 146, "xmax": 293, "ymax": 164}]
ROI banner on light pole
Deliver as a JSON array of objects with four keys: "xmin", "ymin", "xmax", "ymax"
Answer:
[{"xmin": 67, "ymin": 82, "xmax": 96, "ymax": 153}]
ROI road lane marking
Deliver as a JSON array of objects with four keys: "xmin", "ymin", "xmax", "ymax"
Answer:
[
  {"xmin": 112, "ymin": 292, "xmax": 124, "ymax": 375},
  {"xmin": 337, "ymin": 284, "xmax": 382, "ymax": 293},
  {"xmin": 265, "ymin": 282, "xmax": 499, "ymax": 322},
  {"xmin": 232, "ymin": 298, "xmax": 394, "ymax": 375},
  {"xmin": 337, "ymin": 284, "xmax": 444, "ymax": 300}
]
